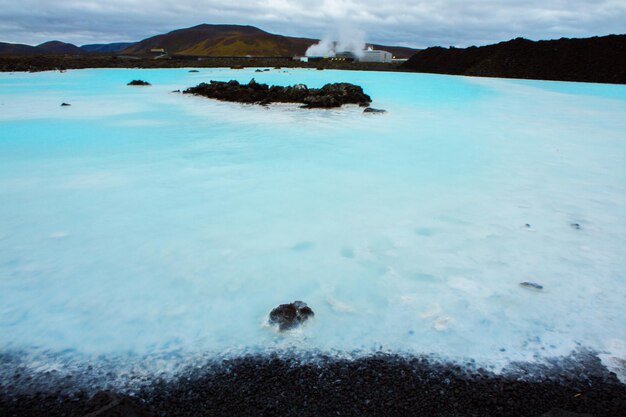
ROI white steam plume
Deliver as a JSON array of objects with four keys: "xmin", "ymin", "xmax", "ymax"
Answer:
[
  {"xmin": 305, "ymin": 27, "xmax": 366, "ymax": 58},
  {"xmin": 305, "ymin": 35, "xmax": 335, "ymax": 58}
]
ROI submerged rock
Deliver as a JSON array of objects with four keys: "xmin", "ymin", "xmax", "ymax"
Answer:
[
  {"xmin": 183, "ymin": 79, "xmax": 371, "ymax": 109},
  {"xmin": 571, "ymin": 223, "xmax": 581, "ymax": 230},
  {"xmin": 188, "ymin": 69, "xmax": 199, "ymax": 72},
  {"xmin": 520, "ymin": 282, "xmax": 543, "ymax": 290},
  {"xmin": 60, "ymin": 102, "xmax": 71, "ymax": 107},
  {"xmin": 127, "ymin": 80, "xmax": 151, "ymax": 86},
  {"xmin": 364, "ymin": 107, "xmax": 386, "ymax": 114},
  {"xmin": 268, "ymin": 301, "xmax": 314, "ymax": 331}
]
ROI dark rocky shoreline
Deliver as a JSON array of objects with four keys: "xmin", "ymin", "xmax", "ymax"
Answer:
[
  {"xmin": 0, "ymin": 55, "xmax": 400, "ymax": 73},
  {"xmin": 1, "ymin": 352, "xmax": 625, "ymax": 417},
  {"xmin": 400, "ymin": 34, "xmax": 626, "ymax": 85}
]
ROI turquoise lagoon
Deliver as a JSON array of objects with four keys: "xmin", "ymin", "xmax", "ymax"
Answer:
[{"xmin": 1, "ymin": 68, "xmax": 625, "ymax": 382}]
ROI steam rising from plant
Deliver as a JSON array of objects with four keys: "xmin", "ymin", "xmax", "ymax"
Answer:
[{"xmin": 305, "ymin": 27, "xmax": 366, "ymax": 58}]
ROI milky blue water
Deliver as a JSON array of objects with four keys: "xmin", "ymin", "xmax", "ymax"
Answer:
[{"xmin": 1, "ymin": 68, "xmax": 626, "ymax": 384}]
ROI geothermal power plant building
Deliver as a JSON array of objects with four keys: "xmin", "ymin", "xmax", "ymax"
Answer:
[
  {"xmin": 308, "ymin": 48, "xmax": 394, "ymax": 63},
  {"xmin": 359, "ymin": 49, "xmax": 393, "ymax": 63},
  {"xmin": 334, "ymin": 49, "xmax": 393, "ymax": 63}
]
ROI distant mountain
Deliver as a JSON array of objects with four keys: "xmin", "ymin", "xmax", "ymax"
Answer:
[
  {"xmin": 122, "ymin": 24, "xmax": 419, "ymax": 58},
  {"xmin": 36, "ymin": 41, "xmax": 85, "ymax": 54},
  {"xmin": 80, "ymin": 42, "xmax": 135, "ymax": 53},
  {"xmin": 0, "ymin": 42, "xmax": 39, "ymax": 54},
  {"xmin": 0, "ymin": 40, "xmax": 84, "ymax": 55},
  {"xmin": 400, "ymin": 34, "xmax": 626, "ymax": 84},
  {"xmin": 0, "ymin": 40, "xmax": 132, "ymax": 55},
  {"xmin": 0, "ymin": 24, "xmax": 418, "ymax": 58}
]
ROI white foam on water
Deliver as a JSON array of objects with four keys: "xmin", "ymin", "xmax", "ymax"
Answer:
[
  {"xmin": 48, "ymin": 232, "xmax": 70, "ymax": 239},
  {"xmin": 326, "ymin": 298, "xmax": 357, "ymax": 314},
  {"xmin": 597, "ymin": 339, "xmax": 626, "ymax": 383},
  {"xmin": 0, "ymin": 68, "xmax": 625, "ymax": 383}
]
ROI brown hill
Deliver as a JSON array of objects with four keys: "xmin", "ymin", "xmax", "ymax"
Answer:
[
  {"xmin": 122, "ymin": 24, "xmax": 418, "ymax": 58},
  {"xmin": 400, "ymin": 34, "xmax": 626, "ymax": 84},
  {"xmin": 36, "ymin": 41, "xmax": 85, "ymax": 54},
  {"xmin": 123, "ymin": 24, "xmax": 314, "ymax": 57}
]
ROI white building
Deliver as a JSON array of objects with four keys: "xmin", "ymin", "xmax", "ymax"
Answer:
[
  {"xmin": 302, "ymin": 47, "xmax": 394, "ymax": 63},
  {"xmin": 359, "ymin": 48, "xmax": 393, "ymax": 63}
]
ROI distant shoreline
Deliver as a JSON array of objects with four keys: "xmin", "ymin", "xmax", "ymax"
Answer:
[
  {"xmin": 3, "ymin": 54, "xmax": 626, "ymax": 86},
  {"xmin": 0, "ymin": 54, "xmax": 403, "ymax": 74}
]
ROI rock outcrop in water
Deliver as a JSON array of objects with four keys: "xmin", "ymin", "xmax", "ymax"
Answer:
[
  {"xmin": 363, "ymin": 107, "xmax": 386, "ymax": 114},
  {"xmin": 183, "ymin": 79, "xmax": 371, "ymax": 108},
  {"xmin": 268, "ymin": 301, "xmax": 314, "ymax": 330},
  {"xmin": 127, "ymin": 80, "xmax": 151, "ymax": 86}
]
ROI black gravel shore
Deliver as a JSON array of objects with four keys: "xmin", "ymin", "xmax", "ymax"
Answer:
[{"xmin": 1, "ymin": 352, "xmax": 625, "ymax": 417}]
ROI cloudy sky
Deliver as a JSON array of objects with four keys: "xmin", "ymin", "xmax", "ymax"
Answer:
[{"xmin": 0, "ymin": 0, "xmax": 624, "ymax": 48}]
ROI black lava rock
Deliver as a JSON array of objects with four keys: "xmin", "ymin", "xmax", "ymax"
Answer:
[
  {"xmin": 60, "ymin": 102, "xmax": 71, "ymax": 106},
  {"xmin": 268, "ymin": 301, "xmax": 314, "ymax": 331},
  {"xmin": 188, "ymin": 70, "xmax": 199, "ymax": 72},
  {"xmin": 541, "ymin": 408, "xmax": 593, "ymax": 417},
  {"xmin": 520, "ymin": 281, "xmax": 544, "ymax": 290},
  {"xmin": 363, "ymin": 107, "xmax": 386, "ymax": 113},
  {"xmin": 127, "ymin": 80, "xmax": 151, "ymax": 86},
  {"xmin": 183, "ymin": 79, "xmax": 371, "ymax": 109},
  {"xmin": 400, "ymin": 34, "xmax": 626, "ymax": 84},
  {"xmin": 83, "ymin": 391, "xmax": 155, "ymax": 416}
]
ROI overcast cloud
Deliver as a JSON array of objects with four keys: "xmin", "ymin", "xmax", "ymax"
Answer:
[{"xmin": 0, "ymin": 0, "xmax": 624, "ymax": 48}]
